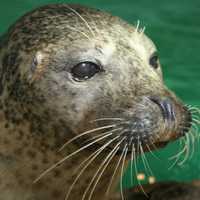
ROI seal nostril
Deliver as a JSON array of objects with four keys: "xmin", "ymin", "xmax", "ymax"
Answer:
[{"xmin": 149, "ymin": 97, "xmax": 175, "ymax": 122}]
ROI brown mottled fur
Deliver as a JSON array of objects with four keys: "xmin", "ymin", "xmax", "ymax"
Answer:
[{"xmin": 0, "ymin": 4, "xmax": 191, "ymax": 200}]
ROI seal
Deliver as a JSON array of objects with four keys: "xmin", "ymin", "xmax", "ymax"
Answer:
[{"xmin": 0, "ymin": 4, "xmax": 193, "ymax": 200}]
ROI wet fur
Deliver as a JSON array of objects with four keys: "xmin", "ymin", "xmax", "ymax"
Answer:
[{"xmin": 0, "ymin": 4, "xmax": 198, "ymax": 200}]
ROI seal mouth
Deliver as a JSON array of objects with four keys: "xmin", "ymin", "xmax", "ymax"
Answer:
[{"xmin": 85, "ymin": 98, "xmax": 193, "ymax": 156}]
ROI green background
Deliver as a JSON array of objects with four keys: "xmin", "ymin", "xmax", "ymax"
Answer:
[{"xmin": 0, "ymin": 0, "xmax": 200, "ymax": 189}]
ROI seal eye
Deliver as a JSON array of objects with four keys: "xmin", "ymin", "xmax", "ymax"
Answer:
[
  {"xmin": 71, "ymin": 61, "xmax": 102, "ymax": 81},
  {"xmin": 149, "ymin": 53, "xmax": 159, "ymax": 69}
]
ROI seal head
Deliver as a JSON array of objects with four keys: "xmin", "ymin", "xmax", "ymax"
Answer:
[{"xmin": 0, "ymin": 4, "xmax": 192, "ymax": 200}]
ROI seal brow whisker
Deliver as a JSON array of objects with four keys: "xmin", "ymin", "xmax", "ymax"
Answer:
[
  {"xmin": 135, "ymin": 20, "xmax": 140, "ymax": 33},
  {"xmin": 59, "ymin": 124, "xmax": 117, "ymax": 151},
  {"xmin": 33, "ymin": 131, "xmax": 117, "ymax": 183},
  {"xmin": 65, "ymin": 136, "xmax": 119, "ymax": 200},
  {"xmin": 81, "ymin": 136, "xmax": 121, "ymax": 200},
  {"xmin": 139, "ymin": 26, "xmax": 146, "ymax": 35},
  {"xmin": 120, "ymin": 145, "xmax": 128, "ymax": 200},
  {"xmin": 106, "ymin": 138, "xmax": 126, "ymax": 196},
  {"xmin": 66, "ymin": 5, "xmax": 95, "ymax": 37},
  {"xmin": 88, "ymin": 143, "xmax": 121, "ymax": 200},
  {"xmin": 64, "ymin": 25, "xmax": 91, "ymax": 41}
]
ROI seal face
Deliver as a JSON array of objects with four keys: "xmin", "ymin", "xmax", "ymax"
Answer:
[{"xmin": 0, "ymin": 4, "xmax": 192, "ymax": 200}]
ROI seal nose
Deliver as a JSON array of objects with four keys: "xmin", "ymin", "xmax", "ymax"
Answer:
[{"xmin": 150, "ymin": 97, "xmax": 175, "ymax": 121}]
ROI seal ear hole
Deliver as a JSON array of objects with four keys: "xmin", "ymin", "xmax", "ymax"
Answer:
[
  {"xmin": 149, "ymin": 52, "xmax": 159, "ymax": 69},
  {"xmin": 31, "ymin": 57, "xmax": 38, "ymax": 72},
  {"xmin": 71, "ymin": 61, "xmax": 103, "ymax": 82},
  {"xmin": 31, "ymin": 52, "xmax": 43, "ymax": 73}
]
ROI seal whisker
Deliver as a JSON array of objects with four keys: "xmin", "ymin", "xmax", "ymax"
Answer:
[
  {"xmin": 146, "ymin": 144, "xmax": 160, "ymax": 160},
  {"xmin": 187, "ymin": 105, "xmax": 200, "ymax": 114},
  {"xmin": 149, "ymin": 137, "xmax": 159, "ymax": 150},
  {"xmin": 59, "ymin": 124, "xmax": 117, "ymax": 151},
  {"xmin": 90, "ymin": 118, "xmax": 125, "ymax": 123},
  {"xmin": 120, "ymin": 145, "xmax": 128, "ymax": 200},
  {"xmin": 193, "ymin": 118, "xmax": 200, "ymax": 124},
  {"xmin": 66, "ymin": 5, "xmax": 95, "ymax": 37},
  {"xmin": 133, "ymin": 144, "xmax": 148, "ymax": 197},
  {"xmin": 139, "ymin": 26, "xmax": 146, "ymax": 35},
  {"xmin": 130, "ymin": 138, "xmax": 134, "ymax": 186},
  {"xmin": 85, "ymin": 14, "xmax": 101, "ymax": 36},
  {"xmin": 135, "ymin": 20, "xmax": 141, "ymax": 33},
  {"xmin": 168, "ymin": 137, "xmax": 188, "ymax": 169},
  {"xmin": 178, "ymin": 123, "xmax": 199, "ymax": 166},
  {"xmin": 169, "ymin": 138, "xmax": 185, "ymax": 160},
  {"xmin": 34, "ymin": 131, "xmax": 118, "ymax": 183},
  {"xmin": 81, "ymin": 136, "xmax": 121, "ymax": 200},
  {"xmin": 190, "ymin": 122, "xmax": 200, "ymax": 144},
  {"xmin": 65, "ymin": 25, "xmax": 91, "ymax": 41},
  {"xmin": 140, "ymin": 142, "xmax": 154, "ymax": 177},
  {"xmin": 84, "ymin": 127, "xmax": 123, "ymax": 143},
  {"xmin": 88, "ymin": 143, "xmax": 121, "ymax": 200},
  {"xmin": 139, "ymin": 144, "xmax": 149, "ymax": 177},
  {"xmin": 178, "ymin": 134, "xmax": 191, "ymax": 165},
  {"xmin": 105, "ymin": 138, "xmax": 126, "ymax": 196},
  {"xmin": 65, "ymin": 135, "xmax": 119, "ymax": 200}
]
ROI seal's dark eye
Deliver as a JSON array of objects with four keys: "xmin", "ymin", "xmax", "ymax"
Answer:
[
  {"xmin": 71, "ymin": 61, "xmax": 102, "ymax": 81},
  {"xmin": 149, "ymin": 53, "xmax": 159, "ymax": 69}
]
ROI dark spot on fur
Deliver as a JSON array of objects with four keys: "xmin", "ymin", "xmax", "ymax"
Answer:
[
  {"xmin": 4, "ymin": 123, "xmax": 9, "ymax": 129},
  {"xmin": 14, "ymin": 148, "xmax": 23, "ymax": 155},
  {"xmin": 27, "ymin": 150, "xmax": 36, "ymax": 158},
  {"xmin": 3, "ymin": 139, "xmax": 10, "ymax": 145},
  {"xmin": 42, "ymin": 157, "xmax": 49, "ymax": 164},
  {"xmin": 31, "ymin": 164, "xmax": 39, "ymax": 171},
  {"xmin": 51, "ymin": 189, "xmax": 61, "ymax": 198},
  {"xmin": 53, "ymin": 169, "xmax": 62, "ymax": 178}
]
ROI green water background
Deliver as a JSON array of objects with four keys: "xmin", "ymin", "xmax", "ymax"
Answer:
[{"xmin": 0, "ymin": 0, "xmax": 200, "ymax": 189}]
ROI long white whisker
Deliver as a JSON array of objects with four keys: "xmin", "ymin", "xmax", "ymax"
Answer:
[
  {"xmin": 81, "ymin": 136, "xmax": 121, "ymax": 200},
  {"xmin": 105, "ymin": 138, "xmax": 126, "ymax": 196},
  {"xmin": 130, "ymin": 138, "xmax": 134, "ymax": 186},
  {"xmin": 88, "ymin": 143, "xmax": 121, "ymax": 200},
  {"xmin": 120, "ymin": 146, "xmax": 128, "ymax": 200},
  {"xmin": 59, "ymin": 124, "xmax": 116, "ymax": 151},
  {"xmin": 140, "ymin": 142, "xmax": 154, "ymax": 176},
  {"xmin": 178, "ymin": 134, "xmax": 191, "ymax": 165},
  {"xmin": 85, "ymin": 127, "xmax": 122, "ymax": 143},
  {"xmin": 146, "ymin": 144, "xmax": 160, "ymax": 160},
  {"xmin": 90, "ymin": 118, "xmax": 124, "ymax": 123},
  {"xmin": 133, "ymin": 144, "xmax": 148, "ymax": 197},
  {"xmin": 34, "ymin": 131, "xmax": 116, "ymax": 183},
  {"xmin": 65, "ymin": 136, "xmax": 119, "ymax": 200},
  {"xmin": 168, "ymin": 139, "xmax": 187, "ymax": 170}
]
